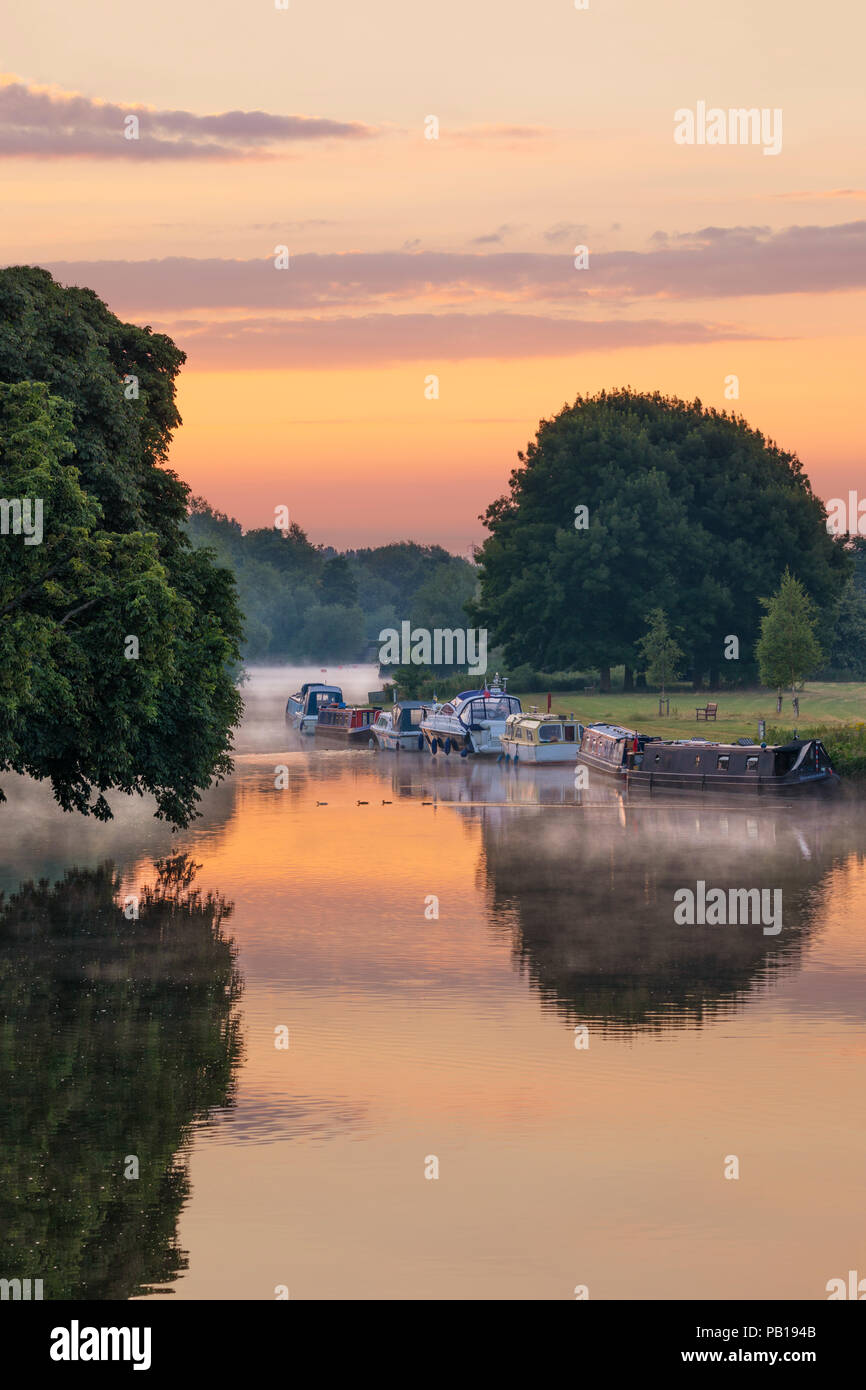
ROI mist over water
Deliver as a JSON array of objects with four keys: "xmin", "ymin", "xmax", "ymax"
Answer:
[{"xmin": 2, "ymin": 665, "xmax": 866, "ymax": 1299}]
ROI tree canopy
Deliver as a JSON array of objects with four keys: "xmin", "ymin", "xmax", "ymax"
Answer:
[
  {"xmin": 0, "ymin": 267, "xmax": 243, "ymax": 825},
  {"xmin": 186, "ymin": 503, "xmax": 477, "ymax": 662},
  {"xmin": 473, "ymin": 389, "xmax": 849, "ymax": 686},
  {"xmin": 756, "ymin": 569, "xmax": 823, "ymax": 694}
]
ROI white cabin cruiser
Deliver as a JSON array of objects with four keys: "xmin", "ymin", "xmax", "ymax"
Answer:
[
  {"xmin": 370, "ymin": 700, "xmax": 431, "ymax": 751},
  {"xmin": 285, "ymin": 682, "xmax": 343, "ymax": 734},
  {"xmin": 500, "ymin": 711, "xmax": 585, "ymax": 763},
  {"xmin": 420, "ymin": 676, "xmax": 521, "ymax": 757}
]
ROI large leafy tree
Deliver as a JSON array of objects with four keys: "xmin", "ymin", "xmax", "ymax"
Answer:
[
  {"xmin": 0, "ymin": 267, "xmax": 243, "ymax": 825},
  {"xmin": 473, "ymin": 389, "xmax": 849, "ymax": 688}
]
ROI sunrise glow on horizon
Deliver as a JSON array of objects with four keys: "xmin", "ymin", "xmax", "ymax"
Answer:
[{"xmin": 3, "ymin": 0, "xmax": 864, "ymax": 550}]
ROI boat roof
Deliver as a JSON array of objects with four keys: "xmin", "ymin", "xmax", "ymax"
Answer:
[
  {"xmin": 393, "ymin": 700, "xmax": 427, "ymax": 709},
  {"xmin": 654, "ymin": 738, "xmax": 811, "ymax": 753},
  {"xmin": 589, "ymin": 723, "xmax": 640, "ymax": 739},
  {"xmin": 305, "ymin": 683, "xmax": 342, "ymax": 694},
  {"xmin": 512, "ymin": 712, "xmax": 578, "ymax": 723}
]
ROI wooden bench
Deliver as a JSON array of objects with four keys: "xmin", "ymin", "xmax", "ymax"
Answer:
[{"xmin": 695, "ymin": 702, "xmax": 718, "ymax": 721}]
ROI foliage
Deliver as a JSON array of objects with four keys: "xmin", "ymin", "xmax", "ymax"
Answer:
[
  {"xmin": 186, "ymin": 502, "xmax": 478, "ymax": 662},
  {"xmin": 637, "ymin": 608, "xmax": 683, "ymax": 696},
  {"xmin": 473, "ymin": 388, "xmax": 849, "ymax": 684},
  {"xmin": 756, "ymin": 569, "xmax": 823, "ymax": 693},
  {"xmin": 0, "ymin": 266, "xmax": 244, "ymax": 825}
]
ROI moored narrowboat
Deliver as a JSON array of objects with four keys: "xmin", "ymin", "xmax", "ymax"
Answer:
[
  {"xmin": 314, "ymin": 704, "xmax": 381, "ymax": 744},
  {"xmin": 576, "ymin": 723, "xmax": 657, "ymax": 778},
  {"xmin": 624, "ymin": 736, "xmax": 838, "ymax": 794}
]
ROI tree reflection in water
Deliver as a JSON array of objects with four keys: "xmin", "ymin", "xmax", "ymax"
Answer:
[
  {"xmin": 0, "ymin": 854, "xmax": 242, "ymax": 1299},
  {"xmin": 481, "ymin": 799, "xmax": 866, "ymax": 1031}
]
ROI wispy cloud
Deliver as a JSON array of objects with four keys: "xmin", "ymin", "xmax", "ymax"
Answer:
[
  {"xmin": 770, "ymin": 189, "xmax": 866, "ymax": 202},
  {"xmin": 469, "ymin": 223, "xmax": 522, "ymax": 246},
  {"xmin": 447, "ymin": 124, "xmax": 552, "ymax": 147},
  {"xmin": 148, "ymin": 311, "xmax": 760, "ymax": 368},
  {"xmin": 0, "ymin": 76, "xmax": 376, "ymax": 160},
  {"xmin": 39, "ymin": 222, "xmax": 866, "ymax": 315}
]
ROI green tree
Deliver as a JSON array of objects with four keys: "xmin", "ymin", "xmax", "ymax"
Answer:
[
  {"xmin": 410, "ymin": 556, "xmax": 477, "ymax": 630},
  {"xmin": 0, "ymin": 269, "xmax": 243, "ymax": 826},
  {"xmin": 756, "ymin": 569, "xmax": 823, "ymax": 701},
  {"xmin": 473, "ymin": 389, "xmax": 849, "ymax": 690},
  {"xmin": 320, "ymin": 553, "xmax": 358, "ymax": 606},
  {"xmin": 823, "ymin": 576, "xmax": 866, "ymax": 677},
  {"xmin": 299, "ymin": 602, "xmax": 366, "ymax": 660},
  {"xmin": 637, "ymin": 608, "xmax": 683, "ymax": 700}
]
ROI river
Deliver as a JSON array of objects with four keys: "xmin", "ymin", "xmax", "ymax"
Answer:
[{"xmin": 2, "ymin": 664, "xmax": 865, "ymax": 1300}]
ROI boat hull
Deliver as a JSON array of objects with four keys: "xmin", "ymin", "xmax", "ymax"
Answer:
[
  {"xmin": 314, "ymin": 725, "xmax": 376, "ymax": 745},
  {"xmin": 421, "ymin": 725, "xmax": 504, "ymax": 755},
  {"xmin": 372, "ymin": 730, "xmax": 424, "ymax": 751},
  {"xmin": 624, "ymin": 767, "xmax": 840, "ymax": 795},
  {"xmin": 577, "ymin": 754, "xmax": 839, "ymax": 795},
  {"xmin": 500, "ymin": 739, "xmax": 578, "ymax": 764}
]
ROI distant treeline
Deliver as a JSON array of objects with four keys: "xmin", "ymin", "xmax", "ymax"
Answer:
[{"xmin": 186, "ymin": 500, "xmax": 478, "ymax": 662}]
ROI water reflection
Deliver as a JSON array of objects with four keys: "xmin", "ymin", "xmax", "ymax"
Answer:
[
  {"xmin": 3, "ymin": 666, "xmax": 866, "ymax": 1300},
  {"xmin": 477, "ymin": 787, "xmax": 866, "ymax": 1030},
  {"xmin": 0, "ymin": 855, "xmax": 242, "ymax": 1299}
]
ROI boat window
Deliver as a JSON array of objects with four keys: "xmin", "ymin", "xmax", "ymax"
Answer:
[
  {"xmin": 654, "ymin": 753, "xmax": 662, "ymax": 763},
  {"xmin": 538, "ymin": 724, "xmax": 563, "ymax": 742},
  {"xmin": 564, "ymin": 725, "xmax": 575, "ymax": 742},
  {"xmin": 408, "ymin": 708, "xmax": 424, "ymax": 726},
  {"xmin": 483, "ymin": 697, "xmax": 512, "ymax": 719},
  {"xmin": 746, "ymin": 756, "xmax": 759, "ymax": 771},
  {"xmin": 694, "ymin": 755, "xmax": 701, "ymax": 766},
  {"xmin": 717, "ymin": 755, "xmax": 729, "ymax": 770},
  {"xmin": 440, "ymin": 704, "xmax": 454, "ymax": 716}
]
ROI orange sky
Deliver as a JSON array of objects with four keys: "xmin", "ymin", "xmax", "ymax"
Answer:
[{"xmin": 3, "ymin": 0, "xmax": 865, "ymax": 549}]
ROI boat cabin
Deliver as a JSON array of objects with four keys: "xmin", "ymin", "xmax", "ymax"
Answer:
[
  {"xmin": 441, "ymin": 689, "xmax": 522, "ymax": 727},
  {"xmin": 316, "ymin": 704, "xmax": 380, "ymax": 733},
  {"xmin": 504, "ymin": 712, "xmax": 583, "ymax": 745},
  {"xmin": 638, "ymin": 737, "xmax": 835, "ymax": 783},
  {"xmin": 392, "ymin": 701, "xmax": 428, "ymax": 733}
]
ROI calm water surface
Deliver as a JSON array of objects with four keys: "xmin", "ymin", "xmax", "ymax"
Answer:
[{"xmin": 2, "ymin": 665, "xmax": 866, "ymax": 1300}]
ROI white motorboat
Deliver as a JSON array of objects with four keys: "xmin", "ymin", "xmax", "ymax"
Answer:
[
  {"xmin": 420, "ymin": 675, "xmax": 521, "ymax": 757},
  {"xmin": 370, "ymin": 700, "xmax": 431, "ymax": 751}
]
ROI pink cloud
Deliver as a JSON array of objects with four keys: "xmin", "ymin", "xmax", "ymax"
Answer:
[{"xmin": 0, "ymin": 77, "xmax": 376, "ymax": 160}]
